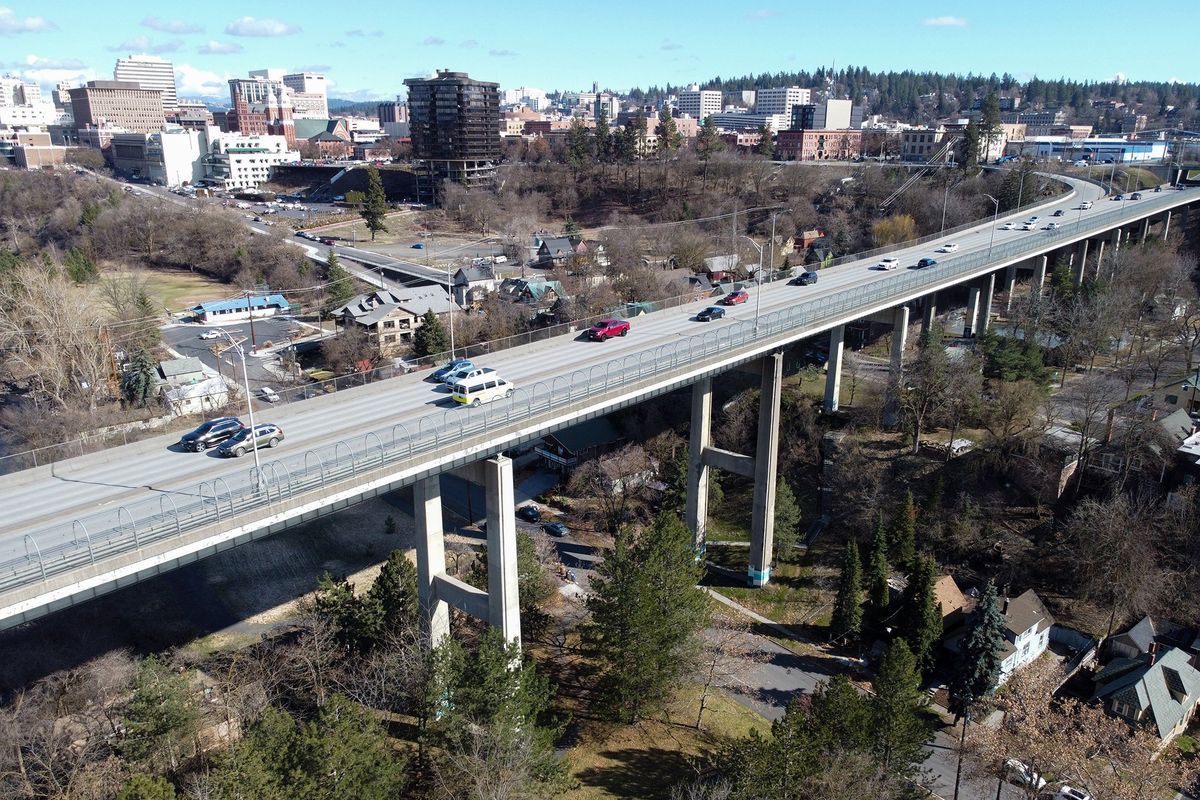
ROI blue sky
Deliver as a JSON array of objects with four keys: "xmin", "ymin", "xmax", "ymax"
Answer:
[{"xmin": 0, "ymin": 1, "xmax": 1191, "ymax": 102}]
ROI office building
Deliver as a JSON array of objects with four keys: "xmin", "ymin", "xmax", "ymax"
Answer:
[
  {"xmin": 202, "ymin": 128, "xmax": 299, "ymax": 190},
  {"xmin": 70, "ymin": 81, "xmax": 165, "ymax": 134},
  {"xmin": 756, "ymin": 86, "xmax": 811, "ymax": 116},
  {"xmin": 52, "ymin": 81, "xmax": 73, "ymax": 108},
  {"xmin": 403, "ymin": 70, "xmax": 500, "ymax": 202},
  {"xmin": 110, "ymin": 127, "xmax": 205, "ymax": 186},
  {"xmin": 283, "ymin": 72, "xmax": 329, "ymax": 119},
  {"xmin": 775, "ymin": 129, "xmax": 863, "ymax": 161},
  {"xmin": 114, "ymin": 55, "xmax": 178, "ymax": 113},
  {"xmin": 594, "ymin": 93, "xmax": 619, "ymax": 122},
  {"xmin": 1, "ymin": 76, "xmax": 41, "ymax": 106},
  {"xmin": 174, "ymin": 101, "xmax": 214, "ymax": 130},
  {"xmin": 708, "ymin": 111, "xmax": 791, "ymax": 134},
  {"xmin": 791, "ymin": 99, "xmax": 856, "ymax": 131},
  {"xmin": 228, "ymin": 74, "xmax": 295, "ymax": 147},
  {"xmin": 677, "ymin": 84, "xmax": 722, "ymax": 122}
]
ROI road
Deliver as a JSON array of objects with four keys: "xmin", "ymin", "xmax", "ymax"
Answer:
[{"xmin": 2, "ymin": 179, "xmax": 1192, "ymax": 569}]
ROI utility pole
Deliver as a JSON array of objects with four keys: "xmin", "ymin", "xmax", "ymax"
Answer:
[{"xmin": 244, "ymin": 289, "xmax": 257, "ymax": 351}]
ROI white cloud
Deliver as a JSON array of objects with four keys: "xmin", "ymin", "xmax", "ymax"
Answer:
[
  {"xmin": 175, "ymin": 64, "xmax": 228, "ymax": 96},
  {"xmin": 0, "ymin": 6, "xmax": 54, "ymax": 34},
  {"xmin": 18, "ymin": 65, "xmax": 97, "ymax": 89},
  {"xmin": 197, "ymin": 40, "xmax": 242, "ymax": 54},
  {"xmin": 141, "ymin": 16, "xmax": 202, "ymax": 34},
  {"xmin": 20, "ymin": 53, "xmax": 84, "ymax": 69},
  {"xmin": 921, "ymin": 16, "xmax": 968, "ymax": 27},
  {"xmin": 224, "ymin": 17, "xmax": 299, "ymax": 37},
  {"xmin": 109, "ymin": 35, "xmax": 182, "ymax": 54}
]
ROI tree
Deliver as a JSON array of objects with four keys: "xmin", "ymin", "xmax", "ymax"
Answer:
[
  {"xmin": 322, "ymin": 251, "xmax": 354, "ymax": 315},
  {"xmin": 344, "ymin": 190, "xmax": 365, "ymax": 206},
  {"xmin": 122, "ymin": 349, "xmax": 158, "ymax": 408},
  {"xmin": 753, "ymin": 125, "xmax": 774, "ymax": 158},
  {"xmin": 980, "ymin": 89, "xmax": 1002, "ymax": 161},
  {"xmin": 594, "ymin": 106, "xmax": 612, "ymax": 165},
  {"xmin": 948, "ymin": 580, "xmax": 1005, "ymax": 719},
  {"xmin": 897, "ymin": 322, "xmax": 954, "ymax": 454},
  {"xmin": 829, "ymin": 540, "xmax": 864, "ymax": 645},
  {"xmin": 467, "ymin": 530, "xmax": 554, "ymax": 639},
  {"xmin": 773, "ymin": 479, "xmax": 802, "ymax": 560},
  {"xmin": 117, "ymin": 774, "xmax": 176, "ymax": 800},
  {"xmin": 412, "ymin": 309, "xmax": 449, "ymax": 357},
  {"xmin": 320, "ymin": 325, "xmax": 375, "ymax": 374},
  {"xmin": 63, "ymin": 247, "xmax": 98, "ymax": 283},
  {"xmin": 694, "ymin": 612, "xmax": 766, "ymax": 730},
  {"xmin": 360, "ymin": 165, "xmax": 389, "ymax": 240},
  {"xmin": 871, "ymin": 214, "xmax": 917, "ymax": 246},
  {"xmin": 696, "ymin": 116, "xmax": 724, "ymax": 190},
  {"xmin": 890, "ymin": 489, "xmax": 917, "ymax": 568},
  {"xmin": 119, "ymin": 656, "xmax": 198, "ymax": 772},
  {"xmin": 960, "ymin": 118, "xmax": 981, "ymax": 174},
  {"xmin": 870, "ymin": 639, "xmax": 930, "ymax": 774},
  {"xmin": 655, "ymin": 108, "xmax": 682, "ymax": 155},
  {"xmin": 867, "ymin": 514, "xmax": 891, "ymax": 625},
  {"xmin": 584, "ymin": 512, "xmax": 710, "ymax": 723},
  {"xmin": 566, "ymin": 116, "xmax": 593, "ymax": 177},
  {"xmin": 899, "ymin": 555, "xmax": 942, "ymax": 676}
]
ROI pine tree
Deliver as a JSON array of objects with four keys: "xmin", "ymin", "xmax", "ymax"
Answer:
[
  {"xmin": 412, "ymin": 309, "xmax": 449, "ymax": 357},
  {"xmin": 867, "ymin": 513, "xmax": 891, "ymax": 624},
  {"xmin": 696, "ymin": 116, "xmax": 723, "ymax": 190},
  {"xmin": 323, "ymin": 251, "xmax": 354, "ymax": 315},
  {"xmin": 585, "ymin": 512, "xmax": 709, "ymax": 723},
  {"xmin": 948, "ymin": 580, "xmax": 1006, "ymax": 719},
  {"xmin": 360, "ymin": 165, "xmax": 389, "ymax": 240},
  {"xmin": 961, "ymin": 118, "xmax": 981, "ymax": 173},
  {"xmin": 772, "ymin": 480, "xmax": 802, "ymax": 560},
  {"xmin": 119, "ymin": 656, "xmax": 198, "ymax": 771},
  {"xmin": 805, "ymin": 674, "xmax": 871, "ymax": 755},
  {"xmin": 830, "ymin": 540, "xmax": 864, "ymax": 645},
  {"xmin": 361, "ymin": 549, "xmax": 420, "ymax": 644},
  {"xmin": 122, "ymin": 349, "xmax": 158, "ymax": 408},
  {"xmin": 63, "ymin": 247, "xmax": 98, "ymax": 283},
  {"xmin": 754, "ymin": 125, "xmax": 774, "ymax": 158},
  {"xmin": 890, "ymin": 489, "xmax": 917, "ymax": 568},
  {"xmin": 870, "ymin": 639, "xmax": 930, "ymax": 774},
  {"xmin": 654, "ymin": 107, "xmax": 682, "ymax": 154},
  {"xmin": 117, "ymin": 774, "xmax": 176, "ymax": 800},
  {"xmin": 899, "ymin": 555, "xmax": 943, "ymax": 676},
  {"xmin": 594, "ymin": 106, "xmax": 612, "ymax": 164},
  {"xmin": 566, "ymin": 116, "xmax": 593, "ymax": 176}
]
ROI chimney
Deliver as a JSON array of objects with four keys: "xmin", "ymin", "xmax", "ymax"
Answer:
[
  {"xmin": 1149, "ymin": 641, "xmax": 1159, "ymax": 666},
  {"xmin": 1104, "ymin": 408, "xmax": 1116, "ymax": 443}
]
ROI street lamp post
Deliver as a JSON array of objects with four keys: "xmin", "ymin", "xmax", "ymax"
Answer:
[
  {"xmin": 982, "ymin": 194, "xmax": 1000, "ymax": 258},
  {"xmin": 446, "ymin": 262, "xmax": 456, "ymax": 358},
  {"xmin": 740, "ymin": 235, "xmax": 764, "ymax": 333},
  {"xmin": 219, "ymin": 330, "xmax": 261, "ymax": 474}
]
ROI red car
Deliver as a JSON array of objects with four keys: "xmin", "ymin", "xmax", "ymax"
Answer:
[
  {"xmin": 589, "ymin": 318, "xmax": 630, "ymax": 341},
  {"xmin": 722, "ymin": 290, "xmax": 750, "ymax": 306}
]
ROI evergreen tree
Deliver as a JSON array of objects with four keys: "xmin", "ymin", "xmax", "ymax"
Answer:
[
  {"xmin": 323, "ymin": 251, "xmax": 354, "ymax": 316},
  {"xmin": 960, "ymin": 118, "xmax": 981, "ymax": 173},
  {"xmin": 696, "ymin": 116, "xmax": 724, "ymax": 190},
  {"xmin": 867, "ymin": 513, "xmax": 891, "ymax": 624},
  {"xmin": 585, "ymin": 512, "xmax": 710, "ymax": 723},
  {"xmin": 772, "ymin": 479, "xmax": 802, "ymax": 560},
  {"xmin": 312, "ymin": 571, "xmax": 366, "ymax": 651},
  {"xmin": 119, "ymin": 656, "xmax": 198, "ymax": 771},
  {"xmin": 753, "ymin": 125, "xmax": 774, "ymax": 158},
  {"xmin": 594, "ymin": 106, "xmax": 612, "ymax": 164},
  {"xmin": 830, "ymin": 540, "xmax": 864, "ymax": 645},
  {"xmin": 361, "ymin": 549, "xmax": 420, "ymax": 644},
  {"xmin": 804, "ymin": 674, "xmax": 871, "ymax": 756},
  {"xmin": 467, "ymin": 530, "xmax": 554, "ymax": 638},
  {"xmin": 412, "ymin": 309, "xmax": 449, "ymax": 357},
  {"xmin": 654, "ymin": 107, "xmax": 682, "ymax": 154},
  {"xmin": 948, "ymin": 580, "xmax": 1006, "ymax": 719},
  {"xmin": 890, "ymin": 489, "xmax": 917, "ymax": 569},
  {"xmin": 980, "ymin": 89, "xmax": 1002, "ymax": 161},
  {"xmin": 566, "ymin": 116, "xmax": 593, "ymax": 176},
  {"xmin": 360, "ymin": 165, "xmax": 389, "ymax": 240},
  {"xmin": 117, "ymin": 774, "xmax": 176, "ymax": 800},
  {"xmin": 122, "ymin": 349, "xmax": 159, "ymax": 408},
  {"xmin": 132, "ymin": 288, "xmax": 160, "ymax": 350},
  {"xmin": 63, "ymin": 247, "xmax": 98, "ymax": 283},
  {"xmin": 899, "ymin": 555, "xmax": 943, "ymax": 676},
  {"xmin": 870, "ymin": 639, "xmax": 930, "ymax": 774}
]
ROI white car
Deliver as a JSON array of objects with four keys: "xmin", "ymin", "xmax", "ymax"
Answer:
[
  {"xmin": 878, "ymin": 257, "xmax": 900, "ymax": 270},
  {"xmin": 1005, "ymin": 759, "xmax": 1046, "ymax": 790},
  {"xmin": 936, "ymin": 243, "xmax": 959, "ymax": 253},
  {"xmin": 1055, "ymin": 786, "xmax": 1092, "ymax": 800},
  {"xmin": 999, "ymin": 222, "xmax": 1016, "ymax": 231},
  {"xmin": 257, "ymin": 387, "xmax": 281, "ymax": 403},
  {"xmin": 1045, "ymin": 222, "xmax": 1060, "ymax": 231},
  {"xmin": 1020, "ymin": 222, "xmax": 1036, "ymax": 231},
  {"xmin": 199, "ymin": 329, "xmax": 226, "ymax": 340}
]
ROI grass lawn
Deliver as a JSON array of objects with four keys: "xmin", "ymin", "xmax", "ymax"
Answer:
[
  {"xmin": 561, "ymin": 685, "xmax": 768, "ymax": 800},
  {"xmin": 704, "ymin": 546, "xmax": 835, "ymax": 631},
  {"xmin": 104, "ymin": 268, "xmax": 230, "ymax": 315}
]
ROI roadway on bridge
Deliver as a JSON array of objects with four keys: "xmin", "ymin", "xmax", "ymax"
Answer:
[{"xmin": 0, "ymin": 177, "xmax": 1188, "ymax": 570}]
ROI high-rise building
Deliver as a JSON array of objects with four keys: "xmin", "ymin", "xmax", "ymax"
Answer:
[
  {"xmin": 0, "ymin": 76, "xmax": 41, "ymax": 106},
  {"xmin": 69, "ymin": 80, "xmax": 165, "ymax": 134},
  {"xmin": 53, "ymin": 81, "xmax": 73, "ymax": 108},
  {"xmin": 403, "ymin": 70, "xmax": 499, "ymax": 202},
  {"xmin": 282, "ymin": 72, "xmax": 329, "ymax": 119},
  {"xmin": 114, "ymin": 55, "xmax": 178, "ymax": 113},
  {"xmin": 791, "ymin": 99, "xmax": 855, "ymax": 131},
  {"xmin": 677, "ymin": 84, "xmax": 722, "ymax": 122},
  {"xmin": 228, "ymin": 75, "xmax": 296, "ymax": 147},
  {"xmin": 756, "ymin": 86, "xmax": 812, "ymax": 116}
]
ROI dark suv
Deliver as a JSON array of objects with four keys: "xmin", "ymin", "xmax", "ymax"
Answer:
[
  {"xmin": 216, "ymin": 423, "xmax": 285, "ymax": 457},
  {"xmin": 791, "ymin": 271, "xmax": 819, "ymax": 286},
  {"xmin": 180, "ymin": 417, "xmax": 244, "ymax": 452}
]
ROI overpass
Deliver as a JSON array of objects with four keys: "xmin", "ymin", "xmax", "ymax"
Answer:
[{"xmin": 0, "ymin": 176, "xmax": 1195, "ymax": 645}]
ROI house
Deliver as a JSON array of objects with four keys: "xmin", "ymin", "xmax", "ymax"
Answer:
[
  {"xmin": 1014, "ymin": 425, "xmax": 1099, "ymax": 501},
  {"xmin": 158, "ymin": 357, "xmax": 207, "ymax": 387},
  {"xmin": 535, "ymin": 417, "xmax": 622, "ymax": 472},
  {"xmin": 333, "ymin": 288, "xmax": 458, "ymax": 356},
  {"xmin": 498, "ymin": 278, "xmax": 562, "ymax": 307},
  {"xmin": 162, "ymin": 376, "xmax": 229, "ymax": 416},
  {"xmin": 452, "ymin": 265, "xmax": 499, "ymax": 307},
  {"xmin": 536, "ymin": 236, "xmax": 587, "ymax": 266},
  {"xmin": 1107, "ymin": 616, "xmax": 1199, "ymax": 661},
  {"xmin": 933, "ymin": 575, "xmax": 973, "ymax": 627},
  {"xmin": 1093, "ymin": 647, "xmax": 1200, "ymax": 742},
  {"xmin": 699, "ymin": 254, "xmax": 740, "ymax": 282},
  {"xmin": 944, "ymin": 588, "xmax": 1054, "ymax": 683}
]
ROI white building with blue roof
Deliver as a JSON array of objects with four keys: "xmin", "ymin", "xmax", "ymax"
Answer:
[{"xmin": 191, "ymin": 294, "xmax": 290, "ymax": 324}]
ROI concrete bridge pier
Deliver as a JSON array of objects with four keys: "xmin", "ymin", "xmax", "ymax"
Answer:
[
  {"xmin": 1163, "ymin": 210, "xmax": 1172, "ymax": 240},
  {"xmin": 747, "ymin": 353, "xmax": 783, "ymax": 586},
  {"xmin": 823, "ymin": 325, "xmax": 845, "ymax": 413},
  {"xmin": 963, "ymin": 286, "xmax": 980, "ymax": 338},
  {"xmin": 414, "ymin": 475, "xmax": 450, "ymax": 647},
  {"xmin": 1031, "ymin": 254, "xmax": 1048, "ymax": 298},
  {"xmin": 685, "ymin": 378, "xmax": 712, "ymax": 552},
  {"xmin": 975, "ymin": 273, "xmax": 995, "ymax": 336},
  {"xmin": 1111, "ymin": 226, "xmax": 1123, "ymax": 254},
  {"xmin": 1072, "ymin": 239, "xmax": 1090, "ymax": 288},
  {"xmin": 921, "ymin": 293, "xmax": 938, "ymax": 335},
  {"xmin": 1140, "ymin": 216, "xmax": 1151, "ymax": 242},
  {"xmin": 1004, "ymin": 264, "xmax": 1018, "ymax": 312},
  {"xmin": 890, "ymin": 306, "xmax": 910, "ymax": 370}
]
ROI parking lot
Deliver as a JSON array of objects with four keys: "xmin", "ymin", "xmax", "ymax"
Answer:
[{"xmin": 162, "ymin": 317, "xmax": 320, "ymax": 390}]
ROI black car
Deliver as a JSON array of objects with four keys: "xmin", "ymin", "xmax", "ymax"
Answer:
[
  {"xmin": 180, "ymin": 417, "xmax": 243, "ymax": 452},
  {"xmin": 696, "ymin": 306, "xmax": 726, "ymax": 322},
  {"xmin": 791, "ymin": 271, "xmax": 819, "ymax": 286},
  {"xmin": 543, "ymin": 522, "xmax": 569, "ymax": 537},
  {"xmin": 216, "ymin": 423, "xmax": 285, "ymax": 458},
  {"xmin": 914, "ymin": 257, "xmax": 938, "ymax": 269},
  {"xmin": 516, "ymin": 504, "xmax": 542, "ymax": 523},
  {"xmin": 1130, "ymin": 192, "xmax": 1142, "ymax": 200},
  {"xmin": 1052, "ymin": 209, "xmax": 1065, "ymax": 217}
]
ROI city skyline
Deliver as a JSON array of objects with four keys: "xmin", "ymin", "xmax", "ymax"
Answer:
[{"xmin": 0, "ymin": 0, "xmax": 1190, "ymax": 103}]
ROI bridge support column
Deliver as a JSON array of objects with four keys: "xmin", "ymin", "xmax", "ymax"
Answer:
[
  {"xmin": 1111, "ymin": 227, "xmax": 1123, "ymax": 254},
  {"xmin": 963, "ymin": 286, "xmax": 980, "ymax": 338},
  {"xmin": 921, "ymin": 293, "xmax": 937, "ymax": 335},
  {"xmin": 1093, "ymin": 240, "xmax": 1106, "ymax": 280},
  {"xmin": 1163, "ymin": 211, "xmax": 1172, "ymax": 240},
  {"xmin": 685, "ymin": 378, "xmax": 712, "ymax": 552},
  {"xmin": 1031, "ymin": 255, "xmax": 1048, "ymax": 298},
  {"xmin": 891, "ymin": 306, "xmax": 910, "ymax": 370},
  {"xmin": 824, "ymin": 326, "xmax": 844, "ymax": 413},
  {"xmin": 976, "ymin": 273, "xmax": 995, "ymax": 335},
  {"xmin": 1140, "ymin": 217, "xmax": 1151, "ymax": 242},
  {"xmin": 1004, "ymin": 264, "xmax": 1017, "ymax": 312},
  {"xmin": 414, "ymin": 476, "xmax": 450, "ymax": 647},
  {"xmin": 748, "ymin": 353, "xmax": 783, "ymax": 587},
  {"xmin": 1073, "ymin": 240, "xmax": 1089, "ymax": 288},
  {"xmin": 484, "ymin": 456, "xmax": 521, "ymax": 646}
]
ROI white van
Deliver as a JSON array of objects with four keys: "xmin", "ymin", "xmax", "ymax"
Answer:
[
  {"xmin": 452, "ymin": 374, "xmax": 515, "ymax": 406},
  {"xmin": 492, "ymin": 255, "xmax": 508, "ymax": 264}
]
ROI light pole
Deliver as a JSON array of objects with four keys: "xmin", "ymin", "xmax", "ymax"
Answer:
[
  {"xmin": 941, "ymin": 180, "xmax": 952, "ymax": 235},
  {"xmin": 983, "ymin": 193, "xmax": 1000, "ymax": 258},
  {"xmin": 218, "ymin": 330, "xmax": 261, "ymax": 474},
  {"xmin": 446, "ymin": 262, "xmax": 456, "ymax": 358},
  {"xmin": 740, "ymin": 235, "xmax": 764, "ymax": 333}
]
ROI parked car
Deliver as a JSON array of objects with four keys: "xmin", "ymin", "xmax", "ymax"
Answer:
[
  {"xmin": 791, "ymin": 271, "xmax": 819, "ymax": 285},
  {"xmin": 878, "ymin": 256, "xmax": 901, "ymax": 270},
  {"xmin": 516, "ymin": 504, "xmax": 542, "ymax": 523},
  {"xmin": 1052, "ymin": 209, "xmax": 1065, "ymax": 217},
  {"xmin": 722, "ymin": 290, "xmax": 750, "ymax": 305},
  {"xmin": 543, "ymin": 522, "xmax": 569, "ymax": 537},
  {"xmin": 696, "ymin": 306, "xmax": 726, "ymax": 322},
  {"xmin": 589, "ymin": 318, "xmax": 630, "ymax": 340},
  {"xmin": 430, "ymin": 358, "xmax": 474, "ymax": 383},
  {"xmin": 914, "ymin": 257, "xmax": 938, "ymax": 269},
  {"xmin": 1130, "ymin": 192, "xmax": 1142, "ymax": 200},
  {"xmin": 198, "ymin": 328, "xmax": 226, "ymax": 340},
  {"xmin": 257, "ymin": 386, "xmax": 281, "ymax": 403},
  {"xmin": 1004, "ymin": 759, "xmax": 1046, "ymax": 790},
  {"xmin": 216, "ymin": 423, "xmax": 285, "ymax": 458},
  {"xmin": 180, "ymin": 416, "xmax": 243, "ymax": 452},
  {"xmin": 936, "ymin": 243, "xmax": 959, "ymax": 253},
  {"xmin": 1054, "ymin": 787, "xmax": 1091, "ymax": 800}
]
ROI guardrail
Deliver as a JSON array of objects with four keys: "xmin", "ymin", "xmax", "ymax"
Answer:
[{"xmin": 0, "ymin": 188, "xmax": 1192, "ymax": 602}]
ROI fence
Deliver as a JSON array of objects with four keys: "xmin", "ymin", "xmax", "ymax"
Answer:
[{"xmin": 0, "ymin": 187, "xmax": 1192, "ymax": 599}]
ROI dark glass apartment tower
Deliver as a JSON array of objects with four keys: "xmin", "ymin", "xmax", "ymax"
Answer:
[{"xmin": 403, "ymin": 70, "xmax": 500, "ymax": 203}]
